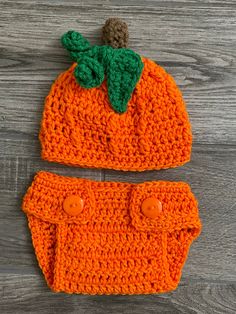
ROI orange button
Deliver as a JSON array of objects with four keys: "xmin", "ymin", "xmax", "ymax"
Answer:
[
  {"xmin": 141, "ymin": 197, "xmax": 162, "ymax": 219},
  {"xmin": 63, "ymin": 195, "xmax": 84, "ymax": 216}
]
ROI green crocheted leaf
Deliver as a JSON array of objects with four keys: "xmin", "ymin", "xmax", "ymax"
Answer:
[
  {"xmin": 61, "ymin": 31, "xmax": 91, "ymax": 61},
  {"xmin": 74, "ymin": 56, "xmax": 105, "ymax": 88},
  {"xmin": 61, "ymin": 31, "xmax": 144, "ymax": 113},
  {"xmin": 107, "ymin": 49, "xmax": 144, "ymax": 113}
]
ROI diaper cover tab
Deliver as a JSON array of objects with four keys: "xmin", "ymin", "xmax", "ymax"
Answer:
[{"xmin": 22, "ymin": 171, "xmax": 201, "ymax": 295}]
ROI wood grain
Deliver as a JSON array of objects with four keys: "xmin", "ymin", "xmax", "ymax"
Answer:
[
  {"xmin": 0, "ymin": 274, "xmax": 236, "ymax": 314},
  {"xmin": 0, "ymin": 0, "xmax": 236, "ymax": 313}
]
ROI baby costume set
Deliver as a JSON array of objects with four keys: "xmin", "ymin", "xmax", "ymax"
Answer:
[{"xmin": 22, "ymin": 18, "xmax": 201, "ymax": 295}]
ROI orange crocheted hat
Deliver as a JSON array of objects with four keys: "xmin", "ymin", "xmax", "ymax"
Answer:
[
  {"xmin": 22, "ymin": 171, "xmax": 201, "ymax": 295},
  {"xmin": 39, "ymin": 19, "xmax": 192, "ymax": 171}
]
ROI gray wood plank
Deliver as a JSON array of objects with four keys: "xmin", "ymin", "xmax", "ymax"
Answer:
[
  {"xmin": 0, "ymin": 156, "xmax": 103, "ymax": 195},
  {"xmin": 105, "ymin": 144, "xmax": 236, "ymax": 282},
  {"xmin": 0, "ymin": 0, "xmax": 236, "ymax": 313},
  {"xmin": 0, "ymin": 145, "xmax": 235, "ymax": 281},
  {"xmin": 0, "ymin": 1, "xmax": 236, "ymax": 145},
  {"xmin": 0, "ymin": 273, "xmax": 235, "ymax": 314}
]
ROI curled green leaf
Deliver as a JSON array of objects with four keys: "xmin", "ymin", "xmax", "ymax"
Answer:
[
  {"xmin": 74, "ymin": 56, "xmax": 104, "ymax": 88},
  {"xmin": 61, "ymin": 30, "xmax": 144, "ymax": 113}
]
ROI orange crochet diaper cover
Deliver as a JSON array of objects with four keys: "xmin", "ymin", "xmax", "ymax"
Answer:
[{"xmin": 22, "ymin": 171, "xmax": 201, "ymax": 295}]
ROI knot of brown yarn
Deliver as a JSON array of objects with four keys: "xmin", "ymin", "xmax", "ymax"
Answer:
[{"xmin": 102, "ymin": 18, "xmax": 129, "ymax": 48}]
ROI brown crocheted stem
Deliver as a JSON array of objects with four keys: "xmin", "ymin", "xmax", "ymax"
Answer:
[{"xmin": 102, "ymin": 18, "xmax": 129, "ymax": 48}]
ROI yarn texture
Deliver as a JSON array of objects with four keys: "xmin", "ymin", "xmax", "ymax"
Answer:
[
  {"xmin": 102, "ymin": 18, "xmax": 129, "ymax": 48},
  {"xmin": 22, "ymin": 20, "xmax": 201, "ymax": 296},
  {"xmin": 39, "ymin": 58, "xmax": 192, "ymax": 171},
  {"xmin": 22, "ymin": 171, "xmax": 201, "ymax": 295},
  {"xmin": 61, "ymin": 31, "xmax": 143, "ymax": 113}
]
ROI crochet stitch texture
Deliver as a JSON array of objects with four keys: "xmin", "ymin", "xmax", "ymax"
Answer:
[
  {"xmin": 22, "ymin": 171, "xmax": 201, "ymax": 295},
  {"xmin": 22, "ymin": 19, "xmax": 201, "ymax": 295},
  {"xmin": 61, "ymin": 30, "xmax": 144, "ymax": 113},
  {"xmin": 40, "ymin": 57, "xmax": 192, "ymax": 171},
  {"xmin": 102, "ymin": 18, "xmax": 129, "ymax": 48}
]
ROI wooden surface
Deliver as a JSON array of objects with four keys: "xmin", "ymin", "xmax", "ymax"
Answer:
[{"xmin": 0, "ymin": 0, "xmax": 236, "ymax": 313}]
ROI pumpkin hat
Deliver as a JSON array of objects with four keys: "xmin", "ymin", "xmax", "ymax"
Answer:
[{"xmin": 40, "ymin": 18, "xmax": 192, "ymax": 171}]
